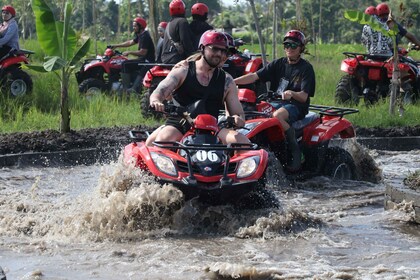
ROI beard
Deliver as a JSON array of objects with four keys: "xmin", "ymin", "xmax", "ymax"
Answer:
[{"xmin": 204, "ymin": 53, "xmax": 222, "ymax": 68}]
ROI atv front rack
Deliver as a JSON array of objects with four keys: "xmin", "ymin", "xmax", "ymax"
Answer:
[
  {"xmin": 309, "ymin": 105, "xmax": 359, "ymax": 119},
  {"xmin": 153, "ymin": 141, "xmax": 259, "ymax": 186},
  {"xmin": 129, "ymin": 130, "xmax": 150, "ymax": 141}
]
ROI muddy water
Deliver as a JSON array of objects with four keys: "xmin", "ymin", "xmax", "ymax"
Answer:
[{"xmin": 0, "ymin": 148, "xmax": 419, "ymax": 280}]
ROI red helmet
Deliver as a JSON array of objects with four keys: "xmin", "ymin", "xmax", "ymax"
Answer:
[
  {"xmin": 198, "ymin": 30, "xmax": 228, "ymax": 49},
  {"xmin": 104, "ymin": 48, "xmax": 115, "ymax": 57},
  {"xmin": 376, "ymin": 3, "xmax": 390, "ymax": 16},
  {"xmin": 238, "ymin": 88, "xmax": 257, "ymax": 103},
  {"xmin": 158, "ymin": 21, "xmax": 168, "ymax": 29},
  {"xmin": 223, "ymin": 32, "xmax": 235, "ymax": 49},
  {"xmin": 191, "ymin": 3, "xmax": 209, "ymax": 16},
  {"xmin": 284, "ymin": 30, "xmax": 305, "ymax": 46},
  {"xmin": 134, "ymin": 17, "xmax": 147, "ymax": 29},
  {"xmin": 194, "ymin": 114, "xmax": 219, "ymax": 132},
  {"xmin": 2, "ymin": 5, "xmax": 16, "ymax": 17},
  {"xmin": 169, "ymin": 0, "xmax": 186, "ymax": 16},
  {"xmin": 364, "ymin": 6, "xmax": 377, "ymax": 16}
]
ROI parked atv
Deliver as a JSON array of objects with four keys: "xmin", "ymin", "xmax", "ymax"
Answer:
[
  {"xmin": 0, "ymin": 49, "xmax": 34, "ymax": 97},
  {"xmin": 237, "ymin": 88, "xmax": 359, "ymax": 180},
  {"xmin": 335, "ymin": 50, "xmax": 420, "ymax": 105},
  {"xmin": 124, "ymin": 102, "xmax": 271, "ymax": 207},
  {"xmin": 140, "ymin": 63, "xmax": 174, "ymax": 118},
  {"xmin": 225, "ymin": 38, "xmax": 267, "ymax": 94},
  {"xmin": 75, "ymin": 46, "xmax": 128, "ymax": 97}
]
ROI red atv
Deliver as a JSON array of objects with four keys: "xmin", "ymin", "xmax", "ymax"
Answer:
[
  {"xmin": 0, "ymin": 49, "xmax": 34, "ymax": 97},
  {"xmin": 335, "ymin": 50, "xmax": 420, "ymax": 105},
  {"xmin": 140, "ymin": 63, "xmax": 174, "ymax": 118},
  {"xmin": 225, "ymin": 39, "xmax": 267, "ymax": 94},
  {"xmin": 124, "ymin": 102, "xmax": 272, "ymax": 207},
  {"xmin": 237, "ymin": 88, "xmax": 359, "ymax": 180},
  {"xmin": 75, "ymin": 46, "xmax": 128, "ymax": 97}
]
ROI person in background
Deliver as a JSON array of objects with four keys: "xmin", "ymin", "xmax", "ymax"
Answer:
[
  {"xmin": 189, "ymin": 2, "xmax": 213, "ymax": 50},
  {"xmin": 156, "ymin": 21, "xmax": 167, "ymax": 63},
  {"xmin": 161, "ymin": 0, "xmax": 195, "ymax": 64},
  {"xmin": 0, "ymin": 5, "xmax": 19, "ymax": 59},
  {"xmin": 146, "ymin": 30, "xmax": 249, "ymax": 147},
  {"xmin": 362, "ymin": 3, "xmax": 420, "ymax": 56},
  {"xmin": 234, "ymin": 30, "xmax": 316, "ymax": 171},
  {"xmin": 110, "ymin": 17, "xmax": 155, "ymax": 94}
]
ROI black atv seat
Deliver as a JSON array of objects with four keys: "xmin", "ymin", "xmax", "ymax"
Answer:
[{"xmin": 292, "ymin": 111, "xmax": 319, "ymax": 131}]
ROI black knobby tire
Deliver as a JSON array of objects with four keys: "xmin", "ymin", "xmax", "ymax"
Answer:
[
  {"xmin": 323, "ymin": 147, "xmax": 357, "ymax": 180},
  {"xmin": 141, "ymin": 77, "xmax": 165, "ymax": 119},
  {"xmin": 335, "ymin": 75, "xmax": 361, "ymax": 105},
  {"xmin": 78, "ymin": 78, "xmax": 107, "ymax": 98},
  {"xmin": 3, "ymin": 68, "xmax": 33, "ymax": 97}
]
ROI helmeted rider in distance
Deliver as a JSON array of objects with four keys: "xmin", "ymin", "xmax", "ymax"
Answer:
[
  {"xmin": 161, "ymin": 0, "xmax": 195, "ymax": 64},
  {"xmin": 189, "ymin": 3, "xmax": 213, "ymax": 50}
]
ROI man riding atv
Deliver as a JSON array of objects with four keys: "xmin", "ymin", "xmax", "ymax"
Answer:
[
  {"xmin": 146, "ymin": 30, "xmax": 249, "ymax": 148},
  {"xmin": 110, "ymin": 17, "xmax": 155, "ymax": 94},
  {"xmin": 235, "ymin": 30, "xmax": 316, "ymax": 172}
]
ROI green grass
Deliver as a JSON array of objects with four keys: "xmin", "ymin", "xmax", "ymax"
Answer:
[{"xmin": 0, "ymin": 40, "xmax": 419, "ymax": 134}]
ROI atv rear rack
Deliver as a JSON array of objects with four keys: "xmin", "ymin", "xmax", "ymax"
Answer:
[{"xmin": 309, "ymin": 105, "xmax": 358, "ymax": 119}]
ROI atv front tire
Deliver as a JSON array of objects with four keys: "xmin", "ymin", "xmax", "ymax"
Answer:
[
  {"xmin": 323, "ymin": 147, "xmax": 356, "ymax": 180},
  {"xmin": 79, "ymin": 78, "xmax": 107, "ymax": 98},
  {"xmin": 3, "ymin": 68, "xmax": 33, "ymax": 97},
  {"xmin": 335, "ymin": 75, "xmax": 361, "ymax": 105}
]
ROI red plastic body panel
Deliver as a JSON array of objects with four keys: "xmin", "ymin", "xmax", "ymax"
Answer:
[
  {"xmin": 1, "ymin": 55, "xmax": 28, "ymax": 68},
  {"xmin": 143, "ymin": 66, "xmax": 172, "ymax": 87}
]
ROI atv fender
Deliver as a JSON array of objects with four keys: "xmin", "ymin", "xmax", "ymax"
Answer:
[
  {"xmin": 2, "ymin": 56, "xmax": 28, "ymax": 68},
  {"xmin": 303, "ymin": 117, "xmax": 355, "ymax": 146},
  {"xmin": 242, "ymin": 118, "xmax": 285, "ymax": 143},
  {"xmin": 244, "ymin": 57, "xmax": 263, "ymax": 74}
]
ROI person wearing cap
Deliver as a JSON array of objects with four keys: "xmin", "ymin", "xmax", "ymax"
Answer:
[
  {"xmin": 234, "ymin": 30, "xmax": 316, "ymax": 171},
  {"xmin": 146, "ymin": 30, "xmax": 249, "ymax": 147},
  {"xmin": 161, "ymin": 0, "xmax": 195, "ymax": 64},
  {"xmin": 189, "ymin": 3, "xmax": 213, "ymax": 50},
  {"xmin": 110, "ymin": 17, "xmax": 155, "ymax": 94},
  {"xmin": 0, "ymin": 5, "xmax": 19, "ymax": 59},
  {"xmin": 156, "ymin": 21, "xmax": 167, "ymax": 63}
]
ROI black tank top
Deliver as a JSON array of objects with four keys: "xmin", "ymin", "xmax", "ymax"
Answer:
[{"xmin": 173, "ymin": 61, "xmax": 226, "ymax": 118}]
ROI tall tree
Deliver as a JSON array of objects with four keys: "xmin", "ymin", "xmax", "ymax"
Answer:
[{"xmin": 29, "ymin": 0, "xmax": 91, "ymax": 132}]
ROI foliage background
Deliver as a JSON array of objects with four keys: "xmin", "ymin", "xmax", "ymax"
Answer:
[{"xmin": 3, "ymin": 0, "xmax": 420, "ymax": 54}]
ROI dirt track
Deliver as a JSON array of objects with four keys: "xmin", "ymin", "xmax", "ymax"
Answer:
[{"xmin": 1, "ymin": 125, "xmax": 419, "ymax": 155}]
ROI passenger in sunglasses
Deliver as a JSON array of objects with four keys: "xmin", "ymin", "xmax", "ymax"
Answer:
[
  {"xmin": 234, "ymin": 30, "xmax": 316, "ymax": 172},
  {"xmin": 0, "ymin": 5, "xmax": 20, "ymax": 59}
]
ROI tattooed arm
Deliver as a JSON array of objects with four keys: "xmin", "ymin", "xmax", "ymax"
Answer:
[
  {"xmin": 149, "ymin": 65, "xmax": 189, "ymax": 112},
  {"xmin": 224, "ymin": 74, "xmax": 246, "ymax": 127}
]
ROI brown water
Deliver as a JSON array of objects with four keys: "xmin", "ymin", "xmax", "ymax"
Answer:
[{"xmin": 0, "ymin": 147, "xmax": 419, "ymax": 280}]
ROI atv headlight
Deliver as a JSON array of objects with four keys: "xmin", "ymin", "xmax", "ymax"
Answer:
[
  {"xmin": 151, "ymin": 152, "xmax": 177, "ymax": 176},
  {"xmin": 236, "ymin": 156, "xmax": 259, "ymax": 179}
]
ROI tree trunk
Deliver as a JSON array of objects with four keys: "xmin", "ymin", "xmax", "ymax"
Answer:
[
  {"xmin": 248, "ymin": 0, "xmax": 267, "ymax": 67},
  {"xmin": 148, "ymin": 0, "xmax": 158, "ymax": 46},
  {"xmin": 272, "ymin": 0, "xmax": 277, "ymax": 60},
  {"xmin": 296, "ymin": 0, "xmax": 302, "ymax": 22},
  {"xmin": 318, "ymin": 0, "xmax": 322, "ymax": 43},
  {"xmin": 60, "ymin": 70, "xmax": 71, "ymax": 133},
  {"xmin": 389, "ymin": 42, "xmax": 400, "ymax": 115}
]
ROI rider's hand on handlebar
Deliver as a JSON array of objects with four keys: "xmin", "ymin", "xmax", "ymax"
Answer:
[
  {"xmin": 150, "ymin": 100, "xmax": 165, "ymax": 112},
  {"xmin": 232, "ymin": 115, "xmax": 245, "ymax": 128},
  {"xmin": 282, "ymin": 90, "xmax": 294, "ymax": 100}
]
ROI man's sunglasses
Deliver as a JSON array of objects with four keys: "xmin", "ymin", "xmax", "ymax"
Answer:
[
  {"xmin": 283, "ymin": 42, "xmax": 300, "ymax": 49},
  {"xmin": 1, "ymin": 11, "xmax": 10, "ymax": 15},
  {"xmin": 207, "ymin": 45, "xmax": 228, "ymax": 54}
]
